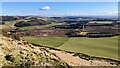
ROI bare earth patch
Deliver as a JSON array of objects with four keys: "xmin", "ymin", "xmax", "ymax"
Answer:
[{"xmin": 48, "ymin": 49, "xmax": 116, "ymax": 66}]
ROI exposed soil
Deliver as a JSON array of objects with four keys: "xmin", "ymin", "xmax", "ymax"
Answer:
[{"xmin": 48, "ymin": 49, "xmax": 117, "ymax": 66}]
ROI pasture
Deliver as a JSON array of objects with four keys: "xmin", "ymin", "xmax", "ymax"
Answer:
[
  {"xmin": 59, "ymin": 36, "xmax": 119, "ymax": 60},
  {"xmin": 23, "ymin": 36, "xmax": 119, "ymax": 60},
  {"xmin": 23, "ymin": 36, "xmax": 69, "ymax": 47}
]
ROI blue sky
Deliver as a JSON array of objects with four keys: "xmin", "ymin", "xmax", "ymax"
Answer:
[
  {"xmin": 1, "ymin": 2, "xmax": 118, "ymax": 16},
  {"xmin": 1, "ymin": 0, "xmax": 119, "ymax": 2}
]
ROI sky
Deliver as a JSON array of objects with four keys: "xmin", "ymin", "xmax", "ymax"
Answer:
[
  {"xmin": 1, "ymin": 0, "xmax": 119, "ymax": 2},
  {"xmin": 1, "ymin": 2, "xmax": 118, "ymax": 17}
]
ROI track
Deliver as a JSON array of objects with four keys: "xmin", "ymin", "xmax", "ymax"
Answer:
[{"xmin": 48, "ymin": 49, "xmax": 116, "ymax": 66}]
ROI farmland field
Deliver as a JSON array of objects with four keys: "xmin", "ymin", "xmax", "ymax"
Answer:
[
  {"xmin": 23, "ymin": 36, "xmax": 69, "ymax": 47},
  {"xmin": 59, "ymin": 36, "xmax": 119, "ymax": 60},
  {"xmin": 23, "ymin": 36, "xmax": 119, "ymax": 60}
]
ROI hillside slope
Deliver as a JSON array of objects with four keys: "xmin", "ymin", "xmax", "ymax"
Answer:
[
  {"xmin": 0, "ymin": 35, "xmax": 68, "ymax": 67},
  {"xmin": 0, "ymin": 33, "xmax": 119, "ymax": 67}
]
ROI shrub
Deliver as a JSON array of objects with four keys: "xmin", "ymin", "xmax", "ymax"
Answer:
[
  {"xmin": 2, "ymin": 30, "xmax": 10, "ymax": 37},
  {"xmin": 5, "ymin": 54, "xmax": 15, "ymax": 62},
  {"xmin": 14, "ymin": 21, "xmax": 31, "ymax": 27},
  {"xmin": 19, "ymin": 51, "xmax": 24, "ymax": 54},
  {"xmin": 10, "ymin": 34, "xmax": 20, "ymax": 41},
  {"xmin": 13, "ymin": 34, "xmax": 20, "ymax": 41},
  {"xmin": 66, "ymin": 31, "xmax": 77, "ymax": 37},
  {"xmin": 1, "ymin": 22, "xmax": 5, "ymax": 25}
]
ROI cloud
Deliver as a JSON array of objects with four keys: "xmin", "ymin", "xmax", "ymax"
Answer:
[{"xmin": 40, "ymin": 6, "xmax": 51, "ymax": 10}]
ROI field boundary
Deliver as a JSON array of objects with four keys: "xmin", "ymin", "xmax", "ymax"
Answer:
[{"xmin": 59, "ymin": 37, "xmax": 70, "ymax": 47}]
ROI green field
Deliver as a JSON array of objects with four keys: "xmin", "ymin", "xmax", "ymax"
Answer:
[
  {"xmin": 59, "ymin": 36, "xmax": 119, "ymax": 60},
  {"xmin": 2, "ymin": 19, "xmax": 25, "ymax": 28},
  {"xmin": 24, "ymin": 36, "xmax": 69, "ymax": 47},
  {"xmin": 5, "ymin": 21, "xmax": 16, "ymax": 27},
  {"xmin": 0, "ymin": 22, "xmax": 15, "ymax": 29},
  {"xmin": 23, "ymin": 36, "xmax": 119, "ymax": 60}
]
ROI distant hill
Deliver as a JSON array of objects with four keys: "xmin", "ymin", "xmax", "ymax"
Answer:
[
  {"xmin": 0, "ymin": 16, "xmax": 25, "ymax": 21},
  {"xmin": 14, "ymin": 17, "xmax": 51, "ymax": 27}
]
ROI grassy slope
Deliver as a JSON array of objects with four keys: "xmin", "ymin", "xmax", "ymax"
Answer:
[
  {"xmin": 0, "ymin": 22, "xmax": 15, "ymax": 29},
  {"xmin": 59, "ymin": 36, "xmax": 119, "ymax": 60},
  {"xmin": 23, "ymin": 36, "xmax": 69, "ymax": 47},
  {"xmin": 1, "ymin": 36, "xmax": 68, "ymax": 66},
  {"xmin": 1, "ymin": 20, "xmax": 24, "ymax": 28},
  {"xmin": 24, "ymin": 36, "xmax": 119, "ymax": 60},
  {"xmin": 5, "ymin": 21, "xmax": 16, "ymax": 27}
]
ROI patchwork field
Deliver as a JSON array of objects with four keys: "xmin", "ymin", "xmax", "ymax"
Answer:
[{"xmin": 23, "ymin": 36, "xmax": 119, "ymax": 60}]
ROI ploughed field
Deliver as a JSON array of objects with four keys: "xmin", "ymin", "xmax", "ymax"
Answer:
[{"xmin": 23, "ymin": 36, "xmax": 119, "ymax": 60}]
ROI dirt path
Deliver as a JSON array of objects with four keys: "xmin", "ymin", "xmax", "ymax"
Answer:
[{"xmin": 48, "ymin": 49, "xmax": 115, "ymax": 66}]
